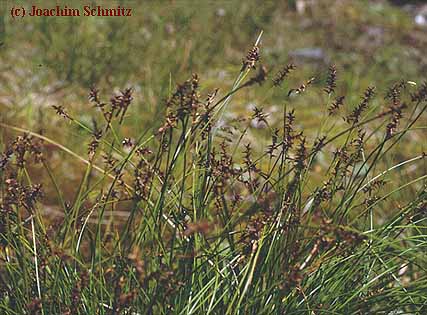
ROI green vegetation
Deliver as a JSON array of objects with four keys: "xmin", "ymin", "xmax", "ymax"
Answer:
[{"xmin": 0, "ymin": 1, "xmax": 426, "ymax": 314}]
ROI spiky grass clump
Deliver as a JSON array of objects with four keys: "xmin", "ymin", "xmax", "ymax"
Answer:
[{"xmin": 0, "ymin": 36, "xmax": 427, "ymax": 315}]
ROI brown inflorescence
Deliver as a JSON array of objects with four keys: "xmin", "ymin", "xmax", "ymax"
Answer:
[
  {"xmin": 324, "ymin": 65, "xmax": 337, "ymax": 95},
  {"xmin": 346, "ymin": 86, "xmax": 375, "ymax": 124},
  {"xmin": 273, "ymin": 63, "xmax": 296, "ymax": 87},
  {"xmin": 242, "ymin": 45, "xmax": 260, "ymax": 71}
]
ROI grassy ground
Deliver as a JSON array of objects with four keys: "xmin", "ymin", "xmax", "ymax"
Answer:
[{"xmin": 0, "ymin": 1, "xmax": 426, "ymax": 314}]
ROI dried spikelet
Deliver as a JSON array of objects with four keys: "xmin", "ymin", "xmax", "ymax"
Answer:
[
  {"xmin": 295, "ymin": 136, "xmax": 307, "ymax": 171},
  {"xmin": 266, "ymin": 128, "xmax": 279, "ymax": 157},
  {"xmin": 200, "ymin": 88, "xmax": 219, "ymax": 138},
  {"xmin": 88, "ymin": 131, "xmax": 102, "ymax": 160},
  {"xmin": 312, "ymin": 136, "xmax": 326, "ymax": 153},
  {"xmin": 122, "ymin": 137, "xmax": 134, "ymax": 148},
  {"xmin": 158, "ymin": 75, "xmax": 201, "ymax": 134},
  {"xmin": 328, "ymin": 95, "xmax": 345, "ymax": 116},
  {"xmin": 52, "ymin": 105, "xmax": 70, "ymax": 120},
  {"xmin": 251, "ymin": 106, "xmax": 269, "ymax": 125},
  {"xmin": 363, "ymin": 179, "xmax": 387, "ymax": 194},
  {"xmin": 283, "ymin": 109, "xmax": 298, "ymax": 151},
  {"xmin": 243, "ymin": 65, "xmax": 268, "ymax": 87},
  {"xmin": 386, "ymin": 103, "xmax": 407, "ymax": 139},
  {"xmin": 346, "ymin": 86, "xmax": 375, "ymax": 124},
  {"xmin": 385, "ymin": 80, "xmax": 406, "ymax": 106},
  {"xmin": 111, "ymin": 88, "xmax": 134, "ymax": 124},
  {"xmin": 0, "ymin": 148, "xmax": 13, "ymax": 170},
  {"xmin": 288, "ymin": 77, "xmax": 315, "ymax": 96},
  {"xmin": 324, "ymin": 65, "xmax": 337, "ymax": 95},
  {"xmin": 273, "ymin": 63, "xmax": 296, "ymax": 87},
  {"xmin": 242, "ymin": 45, "xmax": 260, "ymax": 71},
  {"xmin": 134, "ymin": 158, "xmax": 154, "ymax": 201},
  {"xmin": 22, "ymin": 183, "xmax": 43, "ymax": 212},
  {"xmin": 243, "ymin": 143, "xmax": 258, "ymax": 173},
  {"xmin": 89, "ymin": 86, "xmax": 101, "ymax": 105},
  {"xmin": 10, "ymin": 134, "xmax": 43, "ymax": 168}
]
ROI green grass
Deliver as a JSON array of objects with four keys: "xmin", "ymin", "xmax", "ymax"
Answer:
[{"xmin": 0, "ymin": 1, "xmax": 426, "ymax": 314}]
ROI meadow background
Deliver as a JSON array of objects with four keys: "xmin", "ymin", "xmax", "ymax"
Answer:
[{"xmin": 0, "ymin": 0, "xmax": 427, "ymax": 314}]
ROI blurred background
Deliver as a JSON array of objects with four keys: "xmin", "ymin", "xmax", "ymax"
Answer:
[{"xmin": 0, "ymin": 0, "xmax": 426, "ymax": 208}]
